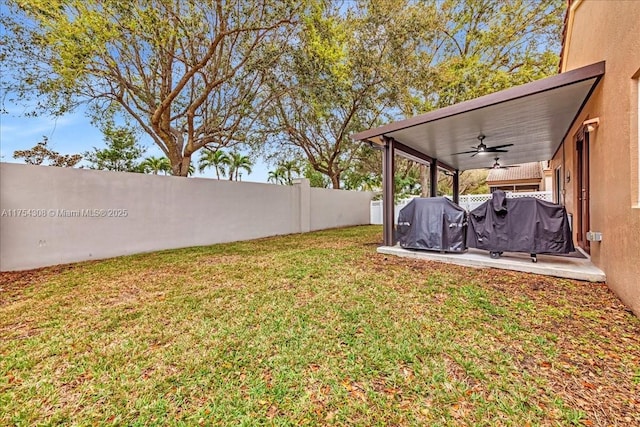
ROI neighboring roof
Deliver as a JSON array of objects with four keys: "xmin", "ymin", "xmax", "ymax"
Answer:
[
  {"xmin": 351, "ymin": 61, "xmax": 604, "ymax": 172},
  {"xmin": 487, "ymin": 162, "xmax": 542, "ymax": 183}
]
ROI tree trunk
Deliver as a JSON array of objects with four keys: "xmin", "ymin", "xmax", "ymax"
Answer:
[
  {"xmin": 169, "ymin": 153, "xmax": 189, "ymax": 177},
  {"xmin": 178, "ymin": 155, "xmax": 191, "ymax": 177},
  {"xmin": 420, "ymin": 164, "xmax": 429, "ymax": 197},
  {"xmin": 171, "ymin": 160, "xmax": 181, "ymax": 176},
  {"xmin": 330, "ymin": 172, "xmax": 341, "ymax": 189}
]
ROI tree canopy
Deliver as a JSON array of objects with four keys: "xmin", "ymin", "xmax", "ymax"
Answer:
[
  {"xmin": 2, "ymin": 0, "xmax": 303, "ymax": 176},
  {"xmin": 258, "ymin": 0, "xmax": 564, "ymax": 188},
  {"xmin": 406, "ymin": 0, "xmax": 564, "ymax": 112},
  {"xmin": 2, "ymin": 0, "xmax": 565, "ymax": 188},
  {"xmin": 261, "ymin": 0, "xmax": 434, "ymax": 188}
]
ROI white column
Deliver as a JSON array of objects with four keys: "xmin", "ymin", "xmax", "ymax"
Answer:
[{"xmin": 293, "ymin": 178, "xmax": 311, "ymax": 233}]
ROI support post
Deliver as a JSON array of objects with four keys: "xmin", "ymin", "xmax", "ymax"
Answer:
[
  {"xmin": 430, "ymin": 158, "xmax": 438, "ymax": 197},
  {"xmin": 292, "ymin": 178, "xmax": 311, "ymax": 233},
  {"xmin": 453, "ymin": 170, "xmax": 460, "ymax": 205},
  {"xmin": 382, "ymin": 137, "xmax": 395, "ymax": 246}
]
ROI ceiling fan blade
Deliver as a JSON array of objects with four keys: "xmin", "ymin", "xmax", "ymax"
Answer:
[
  {"xmin": 486, "ymin": 149, "xmax": 510, "ymax": 153},
  {"xmin": 488, "ymin": 143, "xmax": 514, "ymax": 150},
  {"xmin": 452, "ymin": 149, "xmax": 479, "ymax": 155}
]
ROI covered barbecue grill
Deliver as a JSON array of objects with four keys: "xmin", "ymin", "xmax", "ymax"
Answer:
[
  {"xmin": 396, "ymin": 197, "xmax": 467, "ymax": 253},
  {"xmin": 467, "ymin": 190, "xmax": 574, "ymax": 262}
]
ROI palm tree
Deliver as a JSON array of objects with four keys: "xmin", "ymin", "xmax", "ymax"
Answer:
[
  {"xmin": 268, "ymin": 169, "xmax": 285, "ymax": 185},
  {"xmin": 198, "ymin": 149, "xmax": 230, "ymax": 179},
  {"xmin": 278, "ymin": 160, "xmax": 301, "ymax": 185},
  {"xmin": 227, "ymin": 152, "xmax": 253, "ymax": 181},
  {"xmin": 141, "ymin": 156, "xmax": 171, "ymax": 175}
]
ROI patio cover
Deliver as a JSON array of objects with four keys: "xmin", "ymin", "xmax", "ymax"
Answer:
[{"xmin": 351, "ymin": 61, "xmax": 605, "ymax": 245}]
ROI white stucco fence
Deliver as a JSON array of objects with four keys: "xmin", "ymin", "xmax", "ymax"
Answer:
[{"xmin": 0, "ymin": 163, "xmax": 373, "ymax": 271}]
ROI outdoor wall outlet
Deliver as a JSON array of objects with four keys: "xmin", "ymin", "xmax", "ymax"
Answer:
[{"xmin": 586, "ymin": 231, "xmax": 603, "ymax": 242}]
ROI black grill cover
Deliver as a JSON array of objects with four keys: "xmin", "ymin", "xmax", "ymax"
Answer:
[
  {"xmin": 467, "ymin": 190, "xmax": 575, "ymax": 254},
  {"xmin": 396, "ymin": 197, "xmax": 467, "ymax": 252}
]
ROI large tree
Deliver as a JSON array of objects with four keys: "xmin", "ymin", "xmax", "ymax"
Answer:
[
  {"xmin": 261, "ymin": 0, "xmax": 434, "ymax": 188},
  {"xmin": 1, "ymin": 0, "xmax": 303, "ymax": 176},
  {"xmin": 409, "ymin": 0, "xmax": 564, "ymax": 112},
  {"xmin": 261, "ymin": 0, "xmax": 563, "ymax": 189}
]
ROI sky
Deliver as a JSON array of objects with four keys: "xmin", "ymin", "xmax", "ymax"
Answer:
[{"xmin": 0, "ymin": 101, "xmax": 273, "ymax": 183}]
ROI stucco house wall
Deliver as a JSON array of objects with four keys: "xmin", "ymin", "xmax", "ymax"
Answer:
[{"xmin": 551, "ymin": 0, "xmax": 640, "ymax": 314}]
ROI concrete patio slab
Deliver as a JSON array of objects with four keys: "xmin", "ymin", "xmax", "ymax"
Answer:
[{"xmin": 377, "ymin": 246, "xmax": 606, "ymax": 282}]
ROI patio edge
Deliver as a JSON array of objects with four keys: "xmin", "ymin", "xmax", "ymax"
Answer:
[{"xmin": 377, "ymin": 246, "xmax": 606, "ymax": 283}]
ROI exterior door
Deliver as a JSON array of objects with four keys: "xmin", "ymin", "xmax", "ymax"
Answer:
[{"xmin": 576, "ymin": 131, "xmax": 590, "ymax": 253}]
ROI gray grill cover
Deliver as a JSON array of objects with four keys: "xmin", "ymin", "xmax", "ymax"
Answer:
[
  {"xmin": 396, "ymin": 197, "xmax": 467, "ymax": 252},
  {"xmin": 467, "ymin": 190, "xmax": 575, "ymax": 254}
]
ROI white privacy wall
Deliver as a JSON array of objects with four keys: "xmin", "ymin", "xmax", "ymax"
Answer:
[
  {"xmin": 310, "ymin": 187, "xmax": 373, "ymax": 231},
  {"xmin": 0, "ymin": 163, "xmax": 373, "ymax": 271}
]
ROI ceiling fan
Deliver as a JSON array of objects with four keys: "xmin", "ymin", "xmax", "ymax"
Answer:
[
  {"xmin": 484, "ymin": 157, "xmax": 520, "ymax": 170},
  {"xmin": 453, "ymin": 134, "xmax": 513, "ymax": 157}
]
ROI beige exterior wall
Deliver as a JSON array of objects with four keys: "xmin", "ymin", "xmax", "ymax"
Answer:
[
  {"xmin": 552, "ymin": 0, "xmax": 640, "ymax": 314},
  {"xmin": 0, "ymin": 163, "xmax": 373, "ymax": 271}
]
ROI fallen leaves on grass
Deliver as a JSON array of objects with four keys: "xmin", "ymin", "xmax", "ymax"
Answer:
[{"xmin": 1, "ymin": 226, "xmax": 639, "ymax": 426}]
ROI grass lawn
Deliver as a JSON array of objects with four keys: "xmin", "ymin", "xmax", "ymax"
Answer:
[{"xmin": 1, "ymin": 225, "xmax": 639, "ymax": 426}]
